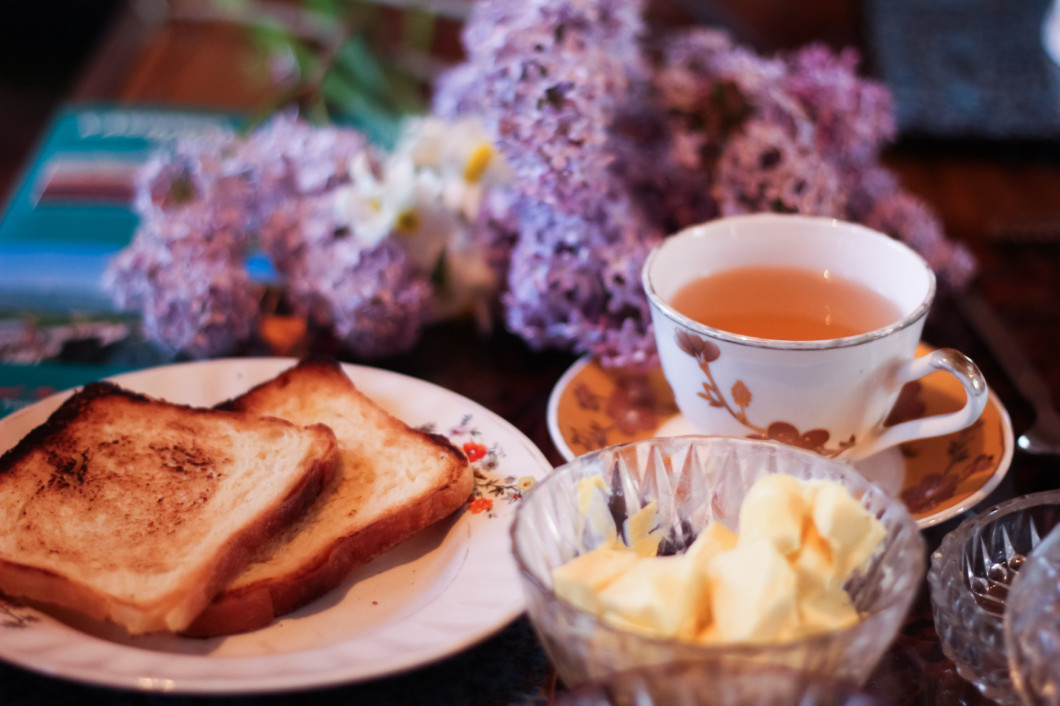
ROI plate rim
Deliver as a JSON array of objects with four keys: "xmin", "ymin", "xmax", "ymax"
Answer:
[
  {"xmin": 0, "ymin": 357, "xmax": 553, "ymax": 694},
  {"xmin": 547, "ymin": 354, "xmax": 1015, "ymax": 529}
]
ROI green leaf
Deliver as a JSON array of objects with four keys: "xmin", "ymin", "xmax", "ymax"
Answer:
[
  {"xmin": 321, "ymin": 69, "xmax": 401, "ymax": 146},
  {"xmin": 334, "ymin": 37, "xmax": 392, "ymax": 102}
]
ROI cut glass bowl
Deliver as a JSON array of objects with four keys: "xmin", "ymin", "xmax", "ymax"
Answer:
[
  {"xmin": 510, "ymin": 435, "xmax": 925, "ymax": 690},
  {"xmin": 928, "ymin": 489, "xmax": 1060, "ymax": 704}
]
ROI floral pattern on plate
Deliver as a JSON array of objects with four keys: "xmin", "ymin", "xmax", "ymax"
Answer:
[{"xmin": 419, "ymin": 414, "xmax": 536, "ymax": 519}]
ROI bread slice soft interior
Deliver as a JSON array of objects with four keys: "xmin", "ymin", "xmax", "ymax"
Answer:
[
  {"xmin": 184, "ymin": 357, "xmax": 473, "ymax": 637},
  {"xmin": 0, "ymin": 382, "xmax": 338, "ymax": 635}
]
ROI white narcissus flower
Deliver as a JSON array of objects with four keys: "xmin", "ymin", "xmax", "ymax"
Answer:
[
  {"xmin": 332, "ymin": 151, "xmax": 393, "ymax": 249},
  {"xmin": 331, "ymin": 115, "xmax": 513, "ymax": 329},
  {"xmin": 333, "ymin": 141, "xmax": 463, "ymax": 275},
  {"xmin": 385, "ymin": 155, "xmax": 461, "ymax": 275},
  {"xmin": 394, "ymin": 116, "xmax": 514, "ymax": 328},
  {"xmin": 395, "ymin": 115, "xmax": 513, "ymax": 222}
]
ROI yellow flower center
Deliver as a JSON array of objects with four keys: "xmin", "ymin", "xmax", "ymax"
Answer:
[
  {"xmin": 395, "ymin": 209, "xmax": 421, "ymax": 235},
  {"xmin": 463, "ymin": 143, "xmax": 493, "ymax": 183}
]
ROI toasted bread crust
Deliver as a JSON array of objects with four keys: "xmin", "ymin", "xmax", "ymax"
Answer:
[
  {"xmin": 184, "ymin": 357, "xmax": 473, "ymax": 637},
  {"xmin": 0, "ymin": 382, "xmax": 339, "ymax": 635},
  {"xmin": 0, "ymin": 382, "xmax": 138, "ymax": 475}
]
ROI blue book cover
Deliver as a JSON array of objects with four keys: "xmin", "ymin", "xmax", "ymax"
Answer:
[{"xmin": 0, "ymin": 105, "xmax": 250, "ymax": 313}]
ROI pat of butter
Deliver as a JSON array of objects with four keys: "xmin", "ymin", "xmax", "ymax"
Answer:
[
  {"xmin": 551, "ymin": 473, "xmax": 886, "ymax": 646},
  {"xmin": 576, "ymin": 475, "xmax": 616, "ymax": 543},
  {"xmin": 706, "ymin": 538, "xmax": 800, "ymax": 643},
  {"xmin": 795, "ymin": 584, "xmax": 859, "ymax": 638},
  {"xmin": 738, "ymin": 473, "xmax": 808, "ymax": 557},
  {"xmin": 597, "ymin": 553, "xmax": 707, "ymax": 639},
  {"xmin": 552, "ymin": 543, "xmax": 641, "ymax": 614},
  {"xmin": 685, "ymin": 520, "xmax": 739, "ymax": 565},
  {"xmin": 792, "ymin": 522, "xmax": 840, "ymax": 593},
  {"xmin": 808, "ymin": 480, "xmax": 886, "ymax": 580},
  {"xmin": 625, "ymin": 501, "xmax": 662, "ymax": 558}
]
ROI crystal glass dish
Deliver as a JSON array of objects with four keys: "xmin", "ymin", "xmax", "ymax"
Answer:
[
  {"xmin": 1006, "ymin": 522, "xmax": 1060, "ymax": 704},
  {"xmin": 510, "ymin": 435, "xmax": 926, "ymax": 690},
  {"xmin": 928, "ymin": 490, "xmax": 1060, "ymax": 704}
]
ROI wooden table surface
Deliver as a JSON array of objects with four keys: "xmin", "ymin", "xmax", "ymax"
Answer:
[{"xmin": 2, "ymin": 1, "xmax": 1060, "ymax": 703}]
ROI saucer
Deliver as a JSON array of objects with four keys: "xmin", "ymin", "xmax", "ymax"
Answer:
[{"xmin": 547, "ymin": 345, "xmax": 1014, "ymax": 529}]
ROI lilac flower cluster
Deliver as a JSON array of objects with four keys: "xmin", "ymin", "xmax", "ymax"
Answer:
[
  {"xmin": 104, "ymin": 129, "xmax": 261, "ymax": 358},
  {"xmin": 433, "ymin": 0, "xmax": 665, "ymax": 369},
  {"xmin": 432, "ymin": 5, "xmax": 976, "ymax": 368},
  {"xmin": 436, "ymin": 0, "xmax": 647, "ymax": 217},
  {"xmin": 105, "ymin": 113, "xmax": 434, "ymax": 358},
  {"xmin": 258, "ymin": 189, "xmax": 432, "ymax": 357}
]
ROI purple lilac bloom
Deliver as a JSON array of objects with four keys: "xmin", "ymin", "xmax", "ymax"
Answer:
[
  {"xmin": 109, "ymin": 4, "xmax": 979, "ymax": 366},
  {"xmin": 431, "ymin": 63, "xmax": 487, "ymax": 121},
  {"xmin": 711, "ymin": 118, "xmax": 846, "ymax": 217},
  {"xmin": 261, "ymin": 191, "xmax": 433, "ymax": 358},
  {"xmin": 844, "ymin": 164, "xmax": 900, "ymax": 222},
  {"xmin": 482, "ymin": 47, "xmax": 629, "ymax": 216},
  {"xmin": 437, "ymin": 0, "xmax": 647, "ymax": 216},
  {"xmin": 457, "ymin": 0, "xmax": 647, "ymax": 75},
  {"xmin": 257, "ymin": 191, "xmax": 343, "ymax": 279},
  {"xmin": 643, "ymin": 23, "xmax": 973, "ymax": 287},
  {"xmin": 655, "ymin": 27, "xmax": 787, "ymax": 120},
  {"xmin": 109, "ymin": 125, "xmax": 262, "ymax": 357},
  {"xmin": 133, "ymin": 132, "xmax": 258, "ymax": 249},
  {"xmin": 108, "ymin": 113, "xmax": 394, "ymax": 358},
  {"xmin": 438, "ymin": 0, "xmax": 663, "ymax": 366},
  {"xmin": 291, "ymin": 236, "xmax": 433, "ymax": 359},
  {"xmin": 779, "ymin": 44, "xmax": 896, "ymax": 168},
  {"xmin": 607, "ymin": 102, "xmax": 718, "ymax": 234},
  {"xmin": 240, "ymin": 111, "xmax": 370, "ymax": 198},
  {"xmin": 846, "ymin": 165, "xmax": 977, "ymax": 289},
  {"xmin": 104, "ymin": 207, "xmax": 259, "ymax": 358},
  {"xmin": 503, "ymin": 192, "xmax": 662, "ymax": 370}
]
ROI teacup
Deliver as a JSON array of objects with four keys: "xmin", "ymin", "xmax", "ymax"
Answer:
[{"xmin": 642, "ymin": 213, "xmax": 988, "ymax": 462}]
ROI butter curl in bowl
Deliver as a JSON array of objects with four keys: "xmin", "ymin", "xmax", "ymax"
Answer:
[{"xmin": 509, "ymin": 435, "xmax": 924, "ymax": 689}]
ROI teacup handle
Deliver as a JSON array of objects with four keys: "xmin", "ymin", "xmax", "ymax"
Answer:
[{"xmin": 845, "ymin": 348, "xmax": 990, "ymax": 462}]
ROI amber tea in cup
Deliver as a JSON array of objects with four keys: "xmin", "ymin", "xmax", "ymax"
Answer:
[
  {"xmin": 642, "ymin": 214, "xmax": 988, "ymax": 462},
  {"xmin": 668, "ymin": 265, "xmax": 903, "ymax": 341}
]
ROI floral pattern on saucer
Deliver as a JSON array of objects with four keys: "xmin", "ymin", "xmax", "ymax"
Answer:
[
  {"xmin": 549, "ymin": 345, "xmax": 1013, "ymax": 528},
  {"xmin": 554, "ymin": 362, "xmax": 679, "ymax": 452}
]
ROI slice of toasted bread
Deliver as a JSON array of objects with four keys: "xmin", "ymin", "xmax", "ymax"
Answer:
[
  {"xmin": 184, "ymin": 357, "xmax": 473, "ymax": 637},
  {"xmin": 0, "ymin": 382, "xmax": 338, "ymax": 635}
]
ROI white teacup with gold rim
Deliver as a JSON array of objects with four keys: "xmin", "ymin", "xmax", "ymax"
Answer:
[{"xmin": 642, "ymin": 213, "xmax": 988, "ymax": 462}]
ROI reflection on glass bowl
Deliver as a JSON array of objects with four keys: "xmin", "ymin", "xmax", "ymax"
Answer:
[
  {"xmin": 928, "ymin": 489, "xmax": 1060, "ymax": 704},
  {"xmin": 510, "ymin": 435, "xmax": 925, "ymax": 690},
  {"xmin": 1005, "ymin": 522, "xmax": 1060, "ymax": 705}
]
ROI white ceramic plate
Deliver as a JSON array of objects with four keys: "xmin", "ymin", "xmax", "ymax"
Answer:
[{"xmin": 0, "ymin": 359, "xmax": 553, "ymax": 694}]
